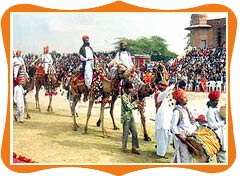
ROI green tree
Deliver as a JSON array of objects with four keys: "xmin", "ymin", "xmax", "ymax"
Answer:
[{"xmin": 113, "ymin": 36, "xmax": 177, "ymax": 61}]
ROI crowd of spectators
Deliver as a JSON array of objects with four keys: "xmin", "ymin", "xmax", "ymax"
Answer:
[
  {"xmin": 167, "ymin": 47, "xmax": 226, "ymax": 92},
  {"xmin": 18, "ymin": 46, "xmax": 226, "ymax": 93}
]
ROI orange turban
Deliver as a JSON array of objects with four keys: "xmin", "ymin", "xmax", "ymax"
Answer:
[
  {"xmin": 208, "ymin": 91, "xmax": 220, "ymax": 101},
  {"xmin": 16, "ymin": 50, "xmax": 21, "ymax": 56},
  {"xmin": 157, "ymin": 80, "xmax": 169, "ymax": 89},
  {"xmin": 172, "ymin": 88, "xmax": 185, "ymax": 101},
  {"xmin": 82, "ymin": 35, "xmax": 89, "ymax": 41}
]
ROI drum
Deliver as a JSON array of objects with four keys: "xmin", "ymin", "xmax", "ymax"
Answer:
[
  {"xmin": 220, "ymin": 105, "xmax": 226, "ymax": 119},
  {"xmin": 186, "ymin": 126, "xmax": 221, "ymax": 162}
]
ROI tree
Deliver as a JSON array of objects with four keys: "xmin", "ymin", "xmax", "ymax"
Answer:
[{"xmin": 113, "ymin": 36, "xmax": 177, "ymax": 61}]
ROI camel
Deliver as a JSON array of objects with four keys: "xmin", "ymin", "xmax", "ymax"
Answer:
[
  {"xmin": 70, "ymin": 66, "xmax": 114, "ymax": 135},
  {"xmin": 95, "ymin": 67, "xmax": 155, "ymax": 141},
  {"xmin": 70, "ymin": 63, "xmax": 155, "ymax": 140},
  {"xmin": 34, "ymin": 65, "xmax": 60, "ymax": 112}
]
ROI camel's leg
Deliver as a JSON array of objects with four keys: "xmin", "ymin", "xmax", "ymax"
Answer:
[
  {"xmin": 100, "ymin": 102, "xmax": 109, "ymax": 138},
  {"xmin": 71, "ymin": 97, "xmax": 79, "ymax": 131},
  {"xmin": 138, "ymin": 105, "xmax": 151, "ymax": 141},
  {"xmin": 47, "ymin": 95, "xmax": 53, "ymax": 112},
  {"xmin": 109, "ymin": 95, "xmax": 119, "ymax": 130},
  {"xmin": 24, "ymin": 96, "xmax": 31, "ymax": 119},
  {"xmin": 84, "ymin": 96, "xmax": 94, "ymax": 134},
  {"xmin": 35, "ymin": 88, "xmax": 41, "ymax": 112}
]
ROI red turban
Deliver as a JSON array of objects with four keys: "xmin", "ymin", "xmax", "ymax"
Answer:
[
  {"xmin": 172, "ymin": 88, "xmax": 185, "ymax": 101},
  {"xmin": 82, "ymin": 35, "xmax": 89, "ymax": 41},
  {"xmin": 15, "ymin": 77, "xmax": 21, "ymax": 84},
  {"xmin": 208, "ymin": 91, "xmax": 220, "ymax": 101},
  {"xmin": 196, "ymin": 114, "xmax": 207, "ymax": 122}
]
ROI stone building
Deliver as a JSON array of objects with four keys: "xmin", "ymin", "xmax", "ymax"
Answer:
[{"xmin": 185, "ymin": 14, "xmax": 226, "ymax": 49}]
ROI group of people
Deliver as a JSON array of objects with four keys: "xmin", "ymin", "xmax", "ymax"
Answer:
[
  {"xmin": 152, "ymin": 79, "xmax": 226, "ymax": 163},
  {"xmin": 167, "ymin": 47, "xmax": 226, "ymax": 92},
  {"xmin": 12, "ymin": 35, "xmax": 227, "ymax": 163},
  {"xmin": 13, "ymin": 44, "xmax": 55, "ymax": 123}
]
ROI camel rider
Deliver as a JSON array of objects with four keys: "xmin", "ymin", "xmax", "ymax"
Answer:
[
  {"xmin": 42, "ymin": 45, "xmax": 55, "ymax": 77},
  {"xmin": 13, "ymin": 50, "xmax": 29, "ymax": 81},
  {"xmin": 79, "ymin": 35, "xmax": 96, "ymax": 90},
  {"xmin": 108, "ymin": 41, "xmax": 143, "ymax": 85}
]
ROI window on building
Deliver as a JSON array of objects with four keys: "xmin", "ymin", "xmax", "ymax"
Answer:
[{"xmin": 201, "ymin": 40, "xmax": 207, "ymax": 49}]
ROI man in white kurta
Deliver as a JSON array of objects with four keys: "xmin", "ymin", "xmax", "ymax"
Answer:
[
  {"xmin": 114, "ymin": 42, "xmax": 134, "ymax": 70},
  {"xmin": 13, "ymin": 50, "xmax": 27, "ymax": 80},
  {"xmin": 79, "ymin": 35, "xmax": 95, "ymax": 89},
  {"xmin": 170, "ymin": 88, "xmax": 198, "ymax": 163},
  {"xmin": 13, "ymin": 77, "xmax": 26, "ymax": 123},
  {"xmin": 155, "ymin": 81, "xmax": 175, "ymax": 158},
  {"xmin": 110, "ymin": 42, "xmax": 143, "ymax": 86},
  {"xmin": 42, "ymin": 46, "xmax": 54, "ymax": 74},
  {"xmin": 206, "ymin": 91, "xmax": 226, "ymax": 163}
]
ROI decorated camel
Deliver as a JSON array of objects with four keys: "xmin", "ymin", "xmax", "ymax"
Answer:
[
  {"xmin": 33, "ymin": 61, "xmax": 61, "ymax": 112},
  {"xmin": 69, "ymin": 62, "xmax": 156, "ymax": 140}
]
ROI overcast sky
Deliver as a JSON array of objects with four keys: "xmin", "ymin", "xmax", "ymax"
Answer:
[{"xmin": 12, "ymin": 12, "xmax": 226, "ymax": 55}]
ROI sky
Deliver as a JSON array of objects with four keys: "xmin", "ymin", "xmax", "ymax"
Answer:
[{"xmin": 12, "ymin": 12, "xmax": 226, "ymax": 55}]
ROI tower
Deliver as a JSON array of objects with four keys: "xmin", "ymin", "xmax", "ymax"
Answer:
[
  {"xmin": 185, "ymin": 14, "xmax": 226, "ymax": 49},
  {"xmin": 185, "ymin": 14, "xmax": 211, "ymax": 49}
]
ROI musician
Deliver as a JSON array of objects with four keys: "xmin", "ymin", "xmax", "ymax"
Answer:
[
  {"xmin": 154, "ymin": 80, "xmax": 175, "ymax": 159},
  {"xmin": 79, "ymin": 35, "xmax": 96, "ymax": 101},
  {"xmin": 13, "ymin": 50, "xmax": 28, "ymax": 81},
  {"xmin": 170, "ymin": 88, "xmax": 198, "ymax": 163},
  {"xmin": 206, "ymin": 90, "xmax": 226, "ymax": 163}
]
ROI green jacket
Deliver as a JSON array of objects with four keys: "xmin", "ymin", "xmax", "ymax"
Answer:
[{"xmin": 121, "ymin": 93, "xmax": 137, "ymax": 124}]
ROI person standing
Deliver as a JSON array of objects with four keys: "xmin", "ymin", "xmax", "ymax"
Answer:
[
  {"xmin": 170, "ymin": 88, "xmax": 198, "ymax": 163},
  {"xmin": 79, "ymin": 35, "xmax": 96, "ymax": 101},
  {"xmin": 206, "ymin": 90, "xmax": 226, "ymax": 163},
  {"xmin": 155, "ymin": 80, "xmax": 175, "ymax": 158},
  {"xmin": 13, "ymin": 77, "xmax": 26, "ymax": 123},
  {"xmin": 121, "ymin": 82, "xmax": 140, "ymax": 155}
]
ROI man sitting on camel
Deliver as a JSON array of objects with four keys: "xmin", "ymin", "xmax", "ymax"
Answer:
[
  {"xmin": 107, "ymin": 41, "xmax": 143, "ymax": 94},
  {"xmin": 79, "ymin": 35, "xmax": 96, "ymax": 102}
]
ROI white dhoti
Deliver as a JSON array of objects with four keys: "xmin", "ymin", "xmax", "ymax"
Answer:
[
  {"xmin": 84, "ymin": 61, "xmax": 93, "ymax": 89},
  {"xmin": 171, "ymin": 136, "xmax": 192, "ymax": 163},
  {"xmin": 14, "ymin": 85, "xmax": 25, "ymax": 122},
  {"xmin": 156, "ymin": 128, "xmax": 171, "ymax": 156}
]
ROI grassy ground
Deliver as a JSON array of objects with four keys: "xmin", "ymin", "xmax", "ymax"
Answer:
[{"xmin": 12, "ymin": 90, "xmax": 226, "ymax": 164}]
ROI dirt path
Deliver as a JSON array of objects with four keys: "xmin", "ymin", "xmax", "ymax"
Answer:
[{"xmin": 12, "ymin": 89, "xmax": 226, "ymax": 163}]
